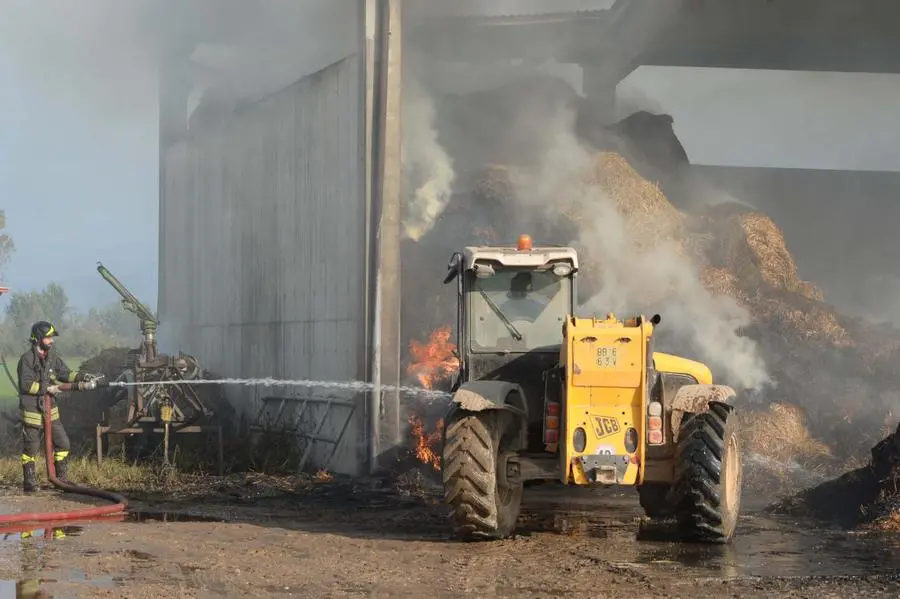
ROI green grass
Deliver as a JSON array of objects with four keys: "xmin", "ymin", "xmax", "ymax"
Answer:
[
  {"xmin": 0, "ymin": 454, "xmax": 177, "ymax": 492},
  {"xmin": 0, "ymin": 355, "xmax": 87, "ymax": 406},
  {"xmin": 0, "ymin": 454, "xmax": 228, "ymax": 501}
]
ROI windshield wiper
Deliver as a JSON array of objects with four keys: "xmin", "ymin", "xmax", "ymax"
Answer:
[{"xmin": 478, "ymin": 289, "xmax": 523, "ymax": 341}]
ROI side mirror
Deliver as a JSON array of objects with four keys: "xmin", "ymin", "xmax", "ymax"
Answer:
[
  {"xmin": 443, "ymin": 252, "xmax": 462, "ymax": 284},
  {"xmin": 650, "ymin": 314, "xmax": 661, "ymax": 326}
]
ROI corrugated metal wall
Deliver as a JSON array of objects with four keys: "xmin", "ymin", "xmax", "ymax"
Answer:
[{"xmin": 159, "ymin": 54, "xmax": 366, "ymax": 475}]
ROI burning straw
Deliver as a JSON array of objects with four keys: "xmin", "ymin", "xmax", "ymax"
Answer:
[
  {"xmin": 407, "ymin": 325, "xmax": 459, "ymax": 390},
  {"xmin": 404, "ymin": 326, "xmax": 458, "ymax": 471}
]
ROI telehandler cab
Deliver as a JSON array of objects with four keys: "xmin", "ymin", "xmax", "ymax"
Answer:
[{"xmin": 439, "ymin": 234, "xmax": 743, "ymax": 543}]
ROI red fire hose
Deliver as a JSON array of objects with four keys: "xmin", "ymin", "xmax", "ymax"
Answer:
[{"xmin": 0, "ymin": 393, "xmax": 127, "ymax": 525}]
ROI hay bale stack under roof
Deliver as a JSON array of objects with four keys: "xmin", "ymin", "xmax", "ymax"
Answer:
[
  {"xmin": 701, "ymin": 267, "xmax": 749, "ymax": 304},
  {"xmin": 551, "ymin": 152, "xmax": 690, "ymax": 299},
  {"xmin": 694, "ymin": 206, "xmax": 853, "ymax": 346},
  {"xmin": 577, "ymin": 152, "xmax": 686, "ymax": 251},
  {"xmin": 756, "ymin": 297, "xmax": 852, "ymax": 347},
  {"xmin": 739, "ymin": 402, "xmax": 832, "ymax": 463},
  {"xmin": 466, "ymin": 152, "xmax": 850, "ymax": 351},
  {"xmin": 468, "ymin": 153, "xmax": 685, "ymax": 252},
  {"xmin": 708, "ymin": 211, "xmax": 824, "ymax": 301},
  {"xmin": 737, "ymin": 402, "xmax": 837, "ymax": 497}
]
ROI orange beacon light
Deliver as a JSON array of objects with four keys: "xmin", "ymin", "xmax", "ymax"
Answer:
[{"xmin": 517, "ymin": 234, "xmax": 533, "ymax": 251}]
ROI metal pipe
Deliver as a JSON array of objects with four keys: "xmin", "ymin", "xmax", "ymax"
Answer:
[
  {"xmin": 96, "ymin": 262, "xmax": 157, "ymax": 324},
  {"xmin": 359, "ymin": 0, "xmax": 378, "ymax": 477},
  {"xmin": 366, "ymin": 0, "xmax": 391, "ymax": 474},
  {"xmin": 362, "ymin": 0, "xmax": 379, "ymax": 476}
]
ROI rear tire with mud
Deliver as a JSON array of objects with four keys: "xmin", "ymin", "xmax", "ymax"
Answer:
[
  {"xmin": 637, "ymin": 482, "xmax": 673, "ymax": 519},
  {"xmin": 670, "ymin": 401, "xmax": 742, "ymax": 543},
  {"xmin": 442, "ymin": 410, "xmax": 523, "ymax": 541}
]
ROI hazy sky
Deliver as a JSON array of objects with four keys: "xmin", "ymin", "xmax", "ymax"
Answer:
[
  {"xmin": 0, "ymin": 2, "xmax": 159, "ymax": 314},
  {"xmin": 0, "ymin": 51, "xmax": 159, "ymax": 313},
  {"xmin": 1, "ymin": 3, "xmax": 899, "ymax": 315}
]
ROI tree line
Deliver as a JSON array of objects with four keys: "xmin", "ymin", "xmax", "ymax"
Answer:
[
  {"xmin": 0, "ymin": 210, "xmax": 140, "ymax": 358},
  {"xmin": 0, "ymin": 282, "xmax": 140, "ymax": 357}
]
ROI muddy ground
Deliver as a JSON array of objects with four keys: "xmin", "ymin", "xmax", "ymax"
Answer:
[{"xmin": 1, "ymin": 471, "xmax": 900, "ymax": 599}]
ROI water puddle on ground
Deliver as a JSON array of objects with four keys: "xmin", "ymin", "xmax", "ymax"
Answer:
[
  {"xmin": 1, "ymin": 573, "xmax": 122, "ymax": 598},
  {"xmin": 0, "ymin": 526, "xmax": 84, "ymax": 542},
  {"xmin": 0, "ymin": 526, "xmax": 122, "ymax": 598},
  {"xmin": 124, "ymin": 510, "xmax": 227, "ymax": 524},
  {"xmin": 568, "ymin": 513, "xmax": 900, "ymax": 579},
  {"xmin": 520, "ymin": 486, "xmax": 900, "ymax": 580}
]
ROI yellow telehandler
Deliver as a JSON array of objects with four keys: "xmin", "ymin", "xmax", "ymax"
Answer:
[{"xmin": 440, "ymin": 234, "xmax": 742, "ymax": 543}]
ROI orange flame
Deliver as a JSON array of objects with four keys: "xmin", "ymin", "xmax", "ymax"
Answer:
[
  {"xmin": 408, "ymin": 414, "xmax": 444, "ymax": 471},
  {"xmin": 406, "ymin": 326, "xmax": 459, "ymax": 390},
  {"xmin": 406, "ymin": 326, "xmax": 456, "ymax": 470}
]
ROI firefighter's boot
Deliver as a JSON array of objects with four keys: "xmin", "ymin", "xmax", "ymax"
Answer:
[
  {"xmin": 22, "ymin": 462, "xmax": 38, "ymax": 493},
  {"xmin": 54, "ymin": 458, "xmax": 70, "ymax": 484}
]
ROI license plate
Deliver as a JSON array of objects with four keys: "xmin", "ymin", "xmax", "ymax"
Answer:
[{"xmin": 596, "ymin": 346, "xmax": 618, "ymax": 368}]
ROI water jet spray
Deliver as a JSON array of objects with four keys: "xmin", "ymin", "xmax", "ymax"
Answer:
[{"xmin": 106, "ymin": 377, "xmax": 453, "ymax": 403}]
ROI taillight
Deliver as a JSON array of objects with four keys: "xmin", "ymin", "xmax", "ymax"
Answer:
[
  {"xmin": 544, "ymin": 401, "xmax": 561, "ymax": 445},
  {"xmin": 647, "ymin": 401, "xmax": 664, "ymax": 445}
]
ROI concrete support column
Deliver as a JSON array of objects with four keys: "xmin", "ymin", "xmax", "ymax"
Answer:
[
  {"xmin": 368, "ymin": 0, "xmax": 404, "ymax": 472},
  {"xmin": 380, "ymin": 0, "xmax": 404, "ymax": 453},
  {"xmin": 581, "ymin": 64, "xmax": 620, "ymax": 125}
]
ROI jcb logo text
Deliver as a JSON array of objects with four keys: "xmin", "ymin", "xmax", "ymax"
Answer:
[{"xmin": 593, "ymin": 416, "xmax": 620, "ymax": 439}]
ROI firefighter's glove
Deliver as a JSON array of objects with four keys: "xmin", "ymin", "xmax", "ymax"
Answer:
[{"xmin": 46, "ymin": 384, "xmax": 61, "ymax": 396}]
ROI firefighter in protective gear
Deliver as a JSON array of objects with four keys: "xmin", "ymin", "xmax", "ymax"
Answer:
[{"xmin": 17, "ymin": 321, "xmax": 105, "ymax": 493}]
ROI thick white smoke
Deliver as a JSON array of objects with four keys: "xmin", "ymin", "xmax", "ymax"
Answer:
[
  {"xmin": 401, "ymin": 77, "xmax": 456, "ymax": 241},
  {"xmin": 509, "ymin": 107, "xmax": 772, "ymax": 391},
  {"xmin": 396, "ymin": 50, "xmax": 771, "ymax": 390}
]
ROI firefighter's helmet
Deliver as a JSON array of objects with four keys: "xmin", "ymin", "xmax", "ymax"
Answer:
[{"xmin": 29, "ymin": 321, "xmax": 59, "ymax": 344}]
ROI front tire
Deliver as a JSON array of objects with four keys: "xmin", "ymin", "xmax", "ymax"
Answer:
[
  {"xmin": 442, "ymin": 411, "xmax": 523, "ymax": 540},
  {"xmin": 670, "ymin": 401, "xmax": 742, "ymax": 543}
]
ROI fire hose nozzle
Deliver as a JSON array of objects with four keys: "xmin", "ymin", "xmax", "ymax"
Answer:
[{"xmin": 75, "ymin": 378, "xmax": 109, "ymax": 391}]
